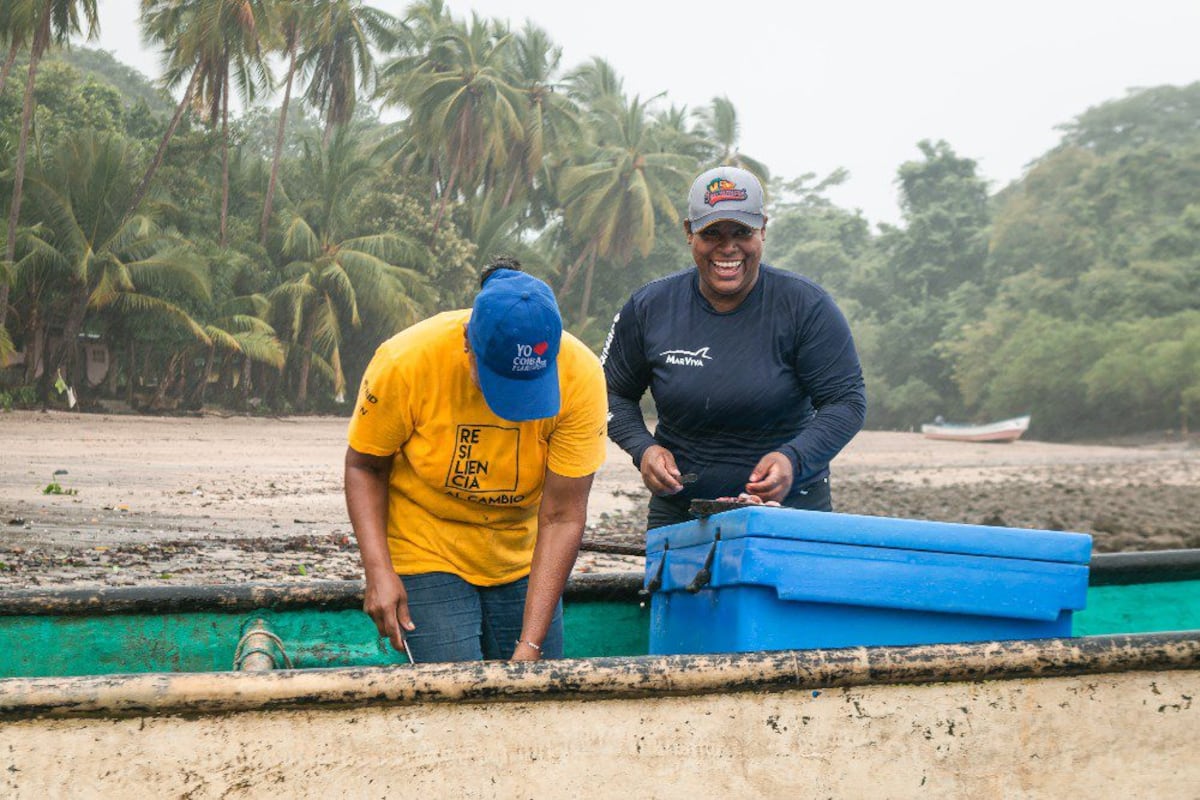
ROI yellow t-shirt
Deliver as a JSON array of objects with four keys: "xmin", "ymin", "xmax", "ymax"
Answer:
[{"xmin": 347, "ymin": 309, "xmax": 607, "ymax": 585}]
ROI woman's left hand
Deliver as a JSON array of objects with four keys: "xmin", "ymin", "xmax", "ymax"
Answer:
[{"xmin": 744, "ymin": 451, "xmax": 794, "ymax": 503}]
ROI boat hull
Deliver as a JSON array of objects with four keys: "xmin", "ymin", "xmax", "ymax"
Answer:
[
  {"xmin": 2, "ymin": 552, "xmax": 1199, "ymax": 797},
  {"xmin": 2, "ymin": 635, "xmax": 1197, "ymax": 798},
  {"xmin": 921, "ymin": 414, "xmax": 1031, "ymax": 442}
]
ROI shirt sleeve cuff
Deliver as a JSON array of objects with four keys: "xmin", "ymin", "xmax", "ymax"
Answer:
[{"xmin": 777, "ymin": 443, "xmax": 803, "ymax": 481}]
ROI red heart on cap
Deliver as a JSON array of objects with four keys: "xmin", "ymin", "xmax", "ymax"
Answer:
[{"xmin": 533, "ymin": 341, "xmax": 549, "ymax": 355}]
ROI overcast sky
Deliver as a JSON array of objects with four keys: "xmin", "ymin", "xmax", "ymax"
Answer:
[{"xmin": 89, "ymin": 0, "xmax": 1200, "ymax": 226}]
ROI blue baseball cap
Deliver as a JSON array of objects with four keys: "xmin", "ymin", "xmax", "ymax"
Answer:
[{"xmin": 468, "ymin": 270, "xmax": 562, "ymax": 421}]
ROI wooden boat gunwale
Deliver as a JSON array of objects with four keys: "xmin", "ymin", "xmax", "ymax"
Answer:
[
  {"xmin": 2, "ymin": 631, "xmax": 1197, "ymax": 721},
  {"xmin": 2, "ymin": 549, "xmax": 1197, "ymax": 617},
  {"xmin": 0, "ymin": 572, "xmax": 641, "ymax": 617}
]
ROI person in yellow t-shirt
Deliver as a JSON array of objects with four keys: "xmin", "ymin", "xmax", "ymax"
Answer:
[{"xmin": 344, "ymin": 261, "xmax": 607, "ymax": 663}]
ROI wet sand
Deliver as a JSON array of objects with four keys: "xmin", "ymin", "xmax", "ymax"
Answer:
[{"xmin": 0, "ymin": 411, "xmax": 1196, "ymax": 588}]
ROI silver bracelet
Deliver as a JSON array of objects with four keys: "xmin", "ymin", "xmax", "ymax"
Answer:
[{"xmin": 515, "ymin": 639, "xmax": 542, "ymax": 652}]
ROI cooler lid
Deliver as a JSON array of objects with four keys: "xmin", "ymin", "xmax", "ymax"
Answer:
[{"xmin": 645, "ymin": 507, "xmax": 1092, "ymax": 565}]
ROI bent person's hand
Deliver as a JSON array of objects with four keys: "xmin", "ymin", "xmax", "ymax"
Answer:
[
  {"xmin": 362, "ymin": 570, "xmax": 414, "ymax": 653},
  {"xmin": 510, "ymin": 640, "xmax": 543, "ymax": 662},
  {"xmin": 639, "ymin": 445, "xmax": 684, "ymax": 496},
  {"xmin": 745, "ymin": 451, "xmax": 794, "ymax": 503}
]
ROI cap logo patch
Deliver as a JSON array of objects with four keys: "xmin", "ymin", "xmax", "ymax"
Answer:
[
  {"xmin": 512, "ymin": 343, "xmax": 549, "ymax": 373},
  {"xmin": 704, "ymin": 178, "xmax": 748, "ymax": 206}
]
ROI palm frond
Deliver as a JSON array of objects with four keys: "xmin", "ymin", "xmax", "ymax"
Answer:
[{"xmin": 106, "ymin": 292, "xmax": 210, "ymax": 345}]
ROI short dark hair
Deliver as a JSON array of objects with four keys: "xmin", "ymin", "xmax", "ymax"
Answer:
[{"xmin": 480, "ymin": 256, "xmax": 522, "ymax": 287}]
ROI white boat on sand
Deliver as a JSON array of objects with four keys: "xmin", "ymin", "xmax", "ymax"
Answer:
[{"xmin": 921, "ymin": 414, "xmax": 1031, "ymax": 443}]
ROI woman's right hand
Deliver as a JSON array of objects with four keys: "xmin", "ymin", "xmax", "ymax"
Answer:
[
  {"xmin": 363, "ymin": 569, "xmax": 414, "ymax": 653},
  {"xmin": 640, "ymin": 444, "xmax": 684, "ymax": 496}
]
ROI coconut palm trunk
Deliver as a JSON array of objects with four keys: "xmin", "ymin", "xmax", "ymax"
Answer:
[
  {"xmin": 153, "ymin": 353, "xmax": 182, "ymax": 408},
  {"xmin": 126, "ymin": 339, "xmax": 135, "ymax": 406},
  {"xmin": 40, "ymin": 280, "xmax": 90, "ymax": 407},
  {"xmin": 0, "ymin": 40, "xmax": 19, "ymax": 96},
  {"xmin": 23, "ymin": 305, "xmax": 43, "ymax": 386},
  {"xmin": 2, "ymin": 5, "xmax": 52, "ymax": 331},
  {"xmin": 260, "ymin": 39, "xmax": 298, "ymax": 247},
  {"xmin": 430, "ymin": 112, "xmax": 472, "ymax": 235},
  {"xmin": 126, "ymin": 69, "xmax": 200, "ymax": 224},
  {"xmin": 295, "ymin": 305, "xmax": 316, "ymax": 410},
  {"xmin": 195, "ymin": 342, "xmax": 215, "ymax": 406},
  {"xmin": 240, "ymin": 357, "xmax": 252, "ymax": 404},
  {"xmin": 578, "ymin": 251, "xmax": 598, "ymax": 322},
  {"xmin": 557, "ymin": 240, "xmax": 596, "ymax": 300},
  {"xmin": 219, "ymin": 62, "xmax": 231, "ymax": 248}
]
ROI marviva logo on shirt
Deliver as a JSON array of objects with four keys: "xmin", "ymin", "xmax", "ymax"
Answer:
[{"xmin": 659, "ymin": 347, "xmax": 713, "ymax": 367}]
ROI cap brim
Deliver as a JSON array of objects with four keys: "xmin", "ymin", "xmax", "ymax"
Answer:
[
  {"xmin": 476, "ymin": 360, "xmax": 561, "ymax": 422},
  {"xmin": 690, "ymin": 210, "xmax": 765, "ymax": 231}
]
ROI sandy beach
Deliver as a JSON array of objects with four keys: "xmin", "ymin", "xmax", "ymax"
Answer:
[{"xmin": 0, "ymin": 410, "xmax": 1196, "ymax": 588}]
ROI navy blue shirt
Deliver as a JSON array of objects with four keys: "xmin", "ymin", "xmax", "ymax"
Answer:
[{"xmin": 602, "ymin": 265, "xmax": 866, "ymax": 503}]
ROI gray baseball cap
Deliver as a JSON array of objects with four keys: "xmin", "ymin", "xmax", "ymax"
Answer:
[{"xmin": 686, "ymin": 166, "xmax": 766, "ymax": 232}]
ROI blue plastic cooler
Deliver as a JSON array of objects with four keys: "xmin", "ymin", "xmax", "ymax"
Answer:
[{"xmin": 643, "ymin": 507, "xmax": 1092, "ymax": 655}]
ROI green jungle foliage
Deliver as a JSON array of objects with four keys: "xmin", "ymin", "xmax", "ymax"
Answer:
[{"xmin": 0, "ymin": 1, "xmax": 1195, "ymax": 441}]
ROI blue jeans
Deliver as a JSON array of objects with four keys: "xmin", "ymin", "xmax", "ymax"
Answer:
[{"xmin": 399, "ymin": 572, "xmax": 564, "ymax": 663}]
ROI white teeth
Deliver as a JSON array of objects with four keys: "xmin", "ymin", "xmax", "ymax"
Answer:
[{"xmin": 714, "ymin": 260, "xmax": 742, "ymax": 269}]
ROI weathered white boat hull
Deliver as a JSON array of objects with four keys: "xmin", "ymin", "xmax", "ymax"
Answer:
[
  {"xmin": 2, "ymin": 634, "xmax": 1196, "ymax": 799},
  {"xmin": 921, "ymin": 414, "xmax": 1031, "ymax": 442},
  {"xmin": 3, "ymin": 671, "xmax": 1196, "ymax": 798}
]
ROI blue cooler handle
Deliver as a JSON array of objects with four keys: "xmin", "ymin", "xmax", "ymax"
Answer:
[
  {"xmin": 641, "ymin": 542, "xmax": 668, "ymax": 596},
  {"xmin": 686, "ymin": 533, "xmax": 721, "ymax": 593}
]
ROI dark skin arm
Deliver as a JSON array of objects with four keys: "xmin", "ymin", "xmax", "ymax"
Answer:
[
  {"xmin": 344, "ymin": 446, "xmax": 414, "ymax": 653},
  {"xmin": 514, "ymin": 469, "xmax": 595, "ymax": 660}
]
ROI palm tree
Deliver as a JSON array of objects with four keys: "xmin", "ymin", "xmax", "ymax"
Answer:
[
  {"xmin": 0, "ymin": 321, "xmax": 12, "ymax": 366},
  {"xmin": 383, "ymin": 14, "xmax": 523, "ymax": 234},
  {"xmin": 563, "ymin": 56, "xmax": 624, "ymax": 111},
  {"xmin": 202, "ymin": 0, "xmax": 273, "ymax": 247},
  {"xmin": 300, "ymin": 0, "xmax": 401, "ymax": 148},
  {"xmin": 3, "ymin": 0, "xmax": 99, "ymax": 330},
  {"xmin": 258, "ymin": 0, "xmax": 305, "ymax": 246},
  {"xmin": 192, "ymin": 294, "xmax": 285, "ymax": 406},
  {"xmin": 126, "ymin": 0, "xmax": 205, "ymax": 224},
  {"xmin": 260, "ymin": 0, "xmax": 400, "ymax": 246},
  {"xmin": 272, "ymin": 130, "xmax": 432, "ymax": 408},
  {"xmin": 21, "ymin": 130, "xmax": 211, "ymax": 404},
  {"xmin": 692, "ymin": 95, "xmax": 770, "ymax": 181},
  {"xmin": 0, "ymin": 0, "xmax": 35, "ymax": 96},
  {"xmin": 653, "ymin": 103, "xmax": 712, "ymax": 164},
  {"xmin": 494, "ymin": 22, "xmax": 580, "ymax": 213},
  {"xmin": 557, "ymin": 94, "xmax": 694, "ymax": 321},
  {"xmin": 132, "ymin": 0, "xmax": 274, "ymax": 246}
]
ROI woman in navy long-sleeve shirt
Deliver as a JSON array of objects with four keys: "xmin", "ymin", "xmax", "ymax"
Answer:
[{"xmin": 601, "ymin": 166, "xmax": 867, "ymax": 529}]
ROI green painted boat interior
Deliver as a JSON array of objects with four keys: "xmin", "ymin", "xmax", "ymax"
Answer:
[
  {"xmin": 2, "ymin": 579, "xmax": 1198, "ymax": 679},
  {"xmin": 0, "ymin": 600, "xmax": 652, "ymax": 678},
  {"xmin": 1074, "ymin": 580, "xmax": 1200, "ymax": 636}
]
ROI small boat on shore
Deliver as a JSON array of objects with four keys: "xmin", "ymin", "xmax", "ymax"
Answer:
[
  {"xmin": 921, "ymin": 414, "xmax": 1031, "ymax": 442},
  {"xmin": 1, "ymin": 544, "xmax": 1198, "ymax": 797}
]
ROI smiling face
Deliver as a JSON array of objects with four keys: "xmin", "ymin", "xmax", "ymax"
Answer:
[{"xmin": 686, "ymin": 218, "xmax": 768, "ymax": 311}]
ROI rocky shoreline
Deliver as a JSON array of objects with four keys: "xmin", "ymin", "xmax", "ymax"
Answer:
[{"xmin": 1, "ymin": 412, "xmax": 1196, "ymax": 588}]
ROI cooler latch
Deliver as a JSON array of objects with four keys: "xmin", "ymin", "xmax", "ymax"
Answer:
[
  {"xmin": 685, "ymin": 530, "xmax": 721, "ymax": 593},
  {"xmin": 641, "ymin": 540, "xmax": 668, "ymax": 596}
]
